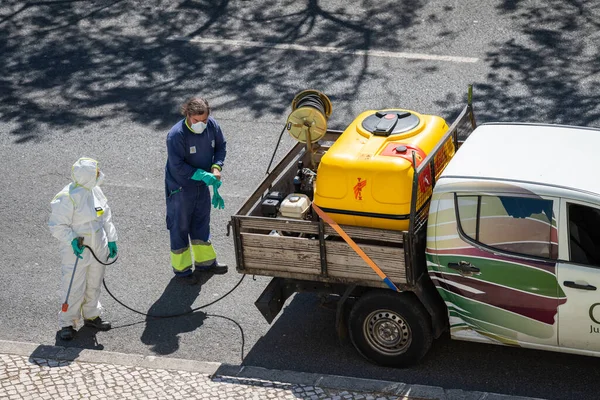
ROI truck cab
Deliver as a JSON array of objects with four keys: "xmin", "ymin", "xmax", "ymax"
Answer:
[{"xmin": 428, "ymin": 122, "xmax": 600, "ymax": 356}]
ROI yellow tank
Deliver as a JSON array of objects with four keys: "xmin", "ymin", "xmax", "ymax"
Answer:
[{"xmin": 313, "ymin": 109, "xmax": 452, "ymax": 231}]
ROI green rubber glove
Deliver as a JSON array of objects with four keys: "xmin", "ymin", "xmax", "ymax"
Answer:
[
  {"xmin": 71, "ymin": 238, "xmax": 84, "ymax": 259},
  {"xmin": 108, "ymin": 241, "xmax": 118, "ymax": 258},
  {"xmin": 212, "ymin": 186, "xmax": 225, "ymax": 209},
  {"xmin": 191, "ymin": 169, "xmax": 222, "ymax": 188}
]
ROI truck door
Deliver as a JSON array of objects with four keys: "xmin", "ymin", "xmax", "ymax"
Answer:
[
  {"xmin": 432, "ymin": 191, "xmax": 563, "ymax": 347},
  {"xmin": 557, "ymin": 198, "xmax": 600, "ymax": 352}
]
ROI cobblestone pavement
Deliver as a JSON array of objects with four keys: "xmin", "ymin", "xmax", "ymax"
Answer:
[{"xmin": 0, "ymin": 353, "xmax": 407, "ymax": 400}]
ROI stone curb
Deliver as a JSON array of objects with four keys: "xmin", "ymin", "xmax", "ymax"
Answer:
[{"xmin": 0, "ymin": 340, "xmax": 544, "ymax": 400}]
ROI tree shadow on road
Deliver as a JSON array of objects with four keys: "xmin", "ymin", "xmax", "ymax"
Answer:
[
  {"xmin": 436, "ymin": 0, "xmax": 600, "ymax": 127},
  {"xmin": 2, "ymin": 0, "xmax": 598, "ymax": 145},
  {"xmin": 0, "ymin": 0, "xmax": 427, "ymax": 143}
]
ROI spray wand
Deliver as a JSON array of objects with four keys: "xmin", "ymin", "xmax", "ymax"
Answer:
[{"xmin": 61, "ymin": 237, "xmax": 84, "ymax": 312}]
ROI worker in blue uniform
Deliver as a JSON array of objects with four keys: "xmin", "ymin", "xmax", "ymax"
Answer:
[{"xmin": 165, "ymin": 97, "xmax": 227, "ymax": 285}]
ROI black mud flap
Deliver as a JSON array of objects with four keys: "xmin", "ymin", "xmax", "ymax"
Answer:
[
  {"xmin": 255, "ymin": 278, "xmax": 292, "ymax": 324},
  {"xmin": 335, "ymin": 284, "xmax": 357, "ymax": 344},
  {"xmin": 414, "ymin": 273, "xmax": 448, "ymax": 338}
]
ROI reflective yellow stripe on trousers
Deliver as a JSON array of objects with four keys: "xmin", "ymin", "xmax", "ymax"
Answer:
[
  {"xmin": 191, "ymin": 240, "xmax": 216, "ymax": 267},
  {"xmin": 171, "ymin": 247, "xmax": 192, "ymax": 272}
]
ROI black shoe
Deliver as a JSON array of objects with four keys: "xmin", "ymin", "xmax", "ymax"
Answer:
[
  {"xmin": 59, "ymin": 326, "xmax": 76, "ymax": 341},
  {"xmin": 176, "ymin": 273, "xmax": 199, "ymax": 285},
  {"xmin": 196, "ymin": 262, "xmax": 228, "ymax": 275},
  {"xmin": 84, "ymin": 317, "xmax": 111, "ymax": 331}
]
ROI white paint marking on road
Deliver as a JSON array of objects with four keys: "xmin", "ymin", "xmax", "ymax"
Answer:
[{"xmin": 168, "ymin": 36, "xmax": 479, "ymax": 64}]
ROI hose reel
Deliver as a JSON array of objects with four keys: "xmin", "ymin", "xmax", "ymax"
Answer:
[
  {"xmin": 286, "ymin": 90, "xmax": 332, "ymax": 168},
  {"xmin": 265, "ymin": 90, "xmax": 333, "ymax": 175}
]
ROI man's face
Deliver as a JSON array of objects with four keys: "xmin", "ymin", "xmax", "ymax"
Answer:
[{"xmin": 189, "ymin": 113, "xmax": 208, "ymax": 124}]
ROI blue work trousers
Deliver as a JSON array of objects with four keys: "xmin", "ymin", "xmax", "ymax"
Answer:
[{"xmin": 166, "ymin": 185, "xmax": 216, "ymax": 276}]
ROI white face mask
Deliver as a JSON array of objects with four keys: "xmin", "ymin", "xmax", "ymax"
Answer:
[{"xmin": 190, "ymin": 121, "xmax": 207, "ymax": 134}]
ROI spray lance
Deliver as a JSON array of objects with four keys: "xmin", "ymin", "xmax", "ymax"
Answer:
[{"xmin": 61, "ymin": 237, "xmax": 83, "ymax": 312}]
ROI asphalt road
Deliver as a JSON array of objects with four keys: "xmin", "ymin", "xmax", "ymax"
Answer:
[{"xmin": 1, "ymin": 1, "xmax": 599, "ymax": 399}]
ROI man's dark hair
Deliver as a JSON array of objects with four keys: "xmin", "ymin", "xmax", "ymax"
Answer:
[{"xmin": 181, "ymin": 97, "xmax": 210, "ymax": 117}]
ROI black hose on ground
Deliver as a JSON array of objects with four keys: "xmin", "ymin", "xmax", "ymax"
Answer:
[
  {"xmin": 83, "ymin": 244, "xmax": 247, "ymax": 361},
  {"xmin": 101, "ymin": 274, "xmax": 246, "ymax": 319},
  {"xmin": 84, "ymin": 244, "xmax": 246, "ymax": 318}
]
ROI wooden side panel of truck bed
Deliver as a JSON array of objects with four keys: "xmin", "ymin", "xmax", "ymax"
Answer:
[{"xmin": 233, "ymin": 215, "xmax": 407, "ymax": 288}]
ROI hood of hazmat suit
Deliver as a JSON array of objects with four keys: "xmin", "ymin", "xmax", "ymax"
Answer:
[{"xmin": 49, "ymin": 158, "xmax": 117, "ymax": 261}]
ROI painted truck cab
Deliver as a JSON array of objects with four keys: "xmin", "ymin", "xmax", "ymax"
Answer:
[{"xmin": 427, "ymin": 123, "xmax": 600, "ymax": 357}]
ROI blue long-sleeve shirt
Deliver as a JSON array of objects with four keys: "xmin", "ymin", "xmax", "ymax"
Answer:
[{"xmin": 164, "ymin": 116, "xmax": 227, "ymax": 197}]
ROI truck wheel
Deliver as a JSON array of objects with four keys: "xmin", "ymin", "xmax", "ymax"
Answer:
[{"xmin": 348, "ymin": 290, "xmax": 432, "ymax": 367}]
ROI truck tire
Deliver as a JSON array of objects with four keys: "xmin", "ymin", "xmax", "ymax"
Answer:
[{"xmin": 348, "ymin": 290, "xmax": 433, "ymax": 367}]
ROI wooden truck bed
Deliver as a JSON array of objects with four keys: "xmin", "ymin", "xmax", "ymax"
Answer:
[{"xmin": 230, "ymin": 103, "xmax": 475, "ymax": 290}]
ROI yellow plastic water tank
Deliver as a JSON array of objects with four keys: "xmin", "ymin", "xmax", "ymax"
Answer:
[{"xmin": 313, "ymin": 109, "xmax": 451, "ymax": 231}]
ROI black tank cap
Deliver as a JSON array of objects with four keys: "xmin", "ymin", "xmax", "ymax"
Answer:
[{"xmin": 362, "ymin": 110, "xmax": 420, "ymax": 136}]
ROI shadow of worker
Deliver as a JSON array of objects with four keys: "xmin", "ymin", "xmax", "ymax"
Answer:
[
  {"xmin": 54, "ymin": 325, "xmax": 105, "ymax": 352},
  {"xmin": 140, "ymin": 275, "xmax": 210, "ymax": 355},
  {"xmin": 32, "ymin": 327, "xmax": 105, "ymax": 368}
]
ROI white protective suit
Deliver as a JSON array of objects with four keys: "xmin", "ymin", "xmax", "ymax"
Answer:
[{"xmin": 48, "ymin": 158, "xmax": 118, "ymax": 328}]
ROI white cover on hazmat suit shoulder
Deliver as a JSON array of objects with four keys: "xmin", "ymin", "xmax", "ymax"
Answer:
[{"xmin": 48, "ymin": 158, "xmax": 117, "ymax": 256}]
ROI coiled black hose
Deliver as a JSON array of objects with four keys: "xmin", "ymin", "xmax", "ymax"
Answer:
[{"xmin": 294, "ymin": 92, "xmax": 327, "ymax": 116}]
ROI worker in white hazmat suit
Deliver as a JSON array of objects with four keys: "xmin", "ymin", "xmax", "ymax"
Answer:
[{"xmin": 48, "ymin": 157, "xmax": 118, "ymax": 341}]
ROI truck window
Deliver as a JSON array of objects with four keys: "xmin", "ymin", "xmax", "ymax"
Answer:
[
  {"xmin": 456, "ymin": 195, "xmax": 557, "ymax": 260},
  {"xmin": 568, "ymin": 203, "xmax": 600, "ymax": 267}
]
